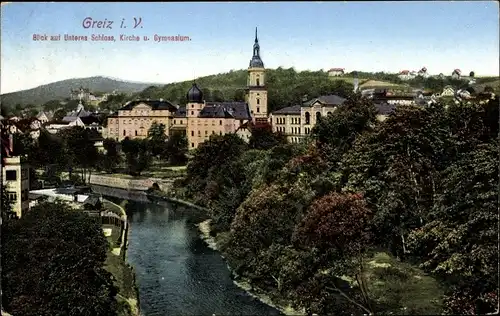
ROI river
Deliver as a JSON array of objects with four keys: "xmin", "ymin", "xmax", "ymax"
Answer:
[{"xmin": 101, "ymin": 189, "xmax": 283, "ymax": 316}]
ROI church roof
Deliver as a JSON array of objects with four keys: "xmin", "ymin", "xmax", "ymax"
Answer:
[{"xmin": 249, "ymin": 27, "xmax": 264, "ymax": 68}]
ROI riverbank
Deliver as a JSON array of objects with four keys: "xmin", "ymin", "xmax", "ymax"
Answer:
[
  {"xmin": 102, "ymin": 200, "xmax": 141, "ymax": 316},
  {"xmin": 197, "ymin": 219, "xmax": 306, "ymax": 316}
]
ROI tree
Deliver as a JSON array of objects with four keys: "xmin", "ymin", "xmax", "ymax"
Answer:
[
  {"xmin": 212, "ymin": 89, "xmax": 225, "ymax": 102},
  {"xmin": 311, "ymin": 94, "xmax": 377, "ymax": 169},
  {"xmin": 42, "ymin": 99, "xmax": 62, "ymax": 112},
  {"xmin": 121, "ymin": 137, "xmax": 152, "ymax": 175},
  {"xmin": 147, "ymin": 122, "xmax": 167, "ymax": 158},
  {"xmin": 2, "ymin": 202, "xmax": 118, "ymax": 315},
  {"xmin": 1, "ymin": 182, "xmax": 16, "ymax": 220},
  {"xmin": 60, "ymin": 126, "xmax": 99, "ymax": 183},
  {"xmin": 407, "ymin": 142, "xmax": 498, "ymax": 314},
  {"xmin": 164, "ymin": 132, "xmax": 188, "ymax": 165},
  {"xmin": 53, "ymin": 108, "xmax": 66, "ymax": 121},
  {"xmin": 248, "ymin": 124, "xmax": 287, "ymax": 150},
  {"xmin": 469, "ymin": 71, "xmax": 475, "ymax": 77},
  {"xmin": 99, "ymin": 138, "xmax": 121, "ymax": 172}
]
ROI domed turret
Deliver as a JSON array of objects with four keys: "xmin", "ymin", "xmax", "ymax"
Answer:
[{"xmin": 186, "ymin": 82, "xmax": 203, "ymax": 103}]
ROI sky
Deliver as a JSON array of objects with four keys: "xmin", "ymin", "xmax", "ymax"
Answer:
[{"xmin": 1, "ymin": 1, "xmax": 498, "ymax": 93}]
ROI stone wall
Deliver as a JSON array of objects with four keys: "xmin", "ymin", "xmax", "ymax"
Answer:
[{"xmin": 89, "ymin": 174, "xmax": 176, "ymax": 192}]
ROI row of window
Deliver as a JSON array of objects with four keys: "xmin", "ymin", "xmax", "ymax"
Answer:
[
  {"xmin": 122, "ymin": 129, "xmax": 147, "ymax": 136},
  {"xmin": 191, "ymin": 130, "xmax": 223, "ymax": 137},
  {"xmin": 275, "ymin": 127, "xmax": 311, "ymax": 135},
  {"xmin": 275, "ymin": 111, "xmax": 333, "ymax": 126},
  {"xmin": 276, "ymin": 117, "xmax": 301, "ymax": 125}
]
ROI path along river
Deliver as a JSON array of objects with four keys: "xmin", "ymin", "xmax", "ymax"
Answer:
[{"xmin": 99, "ymin": 186, "xmax": 283, "ymax": 316}]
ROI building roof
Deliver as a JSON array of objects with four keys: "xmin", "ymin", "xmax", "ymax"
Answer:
[
  {"xmin": 400, "ymin": 70, "xmax": 410, "ymax": 74},
  {"xmin": 173, "ymin": 106, "xmax": 186, "ymax": 118},
  {"xmin": 187, "ymin": 82, "xmax": 203, "ymax": 103},
  {"xmin": 203, "ymin": 102, "xmax": 252, "ymax": 120},
  {"xmin": 272, "ymin": 105, "xmax": 301, "ymax": 114},
  {"xmin": 328, "ymin": 68, "xmax": 345, "ymax": 72},
  {"xmin": 302, "ymin": 94, "xmax": 346, "ymax": 107},
  {"xmin": 119, "ymin": 100, "xmax": 178, "ymax": 111}
]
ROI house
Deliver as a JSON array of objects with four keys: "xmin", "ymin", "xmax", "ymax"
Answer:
[
  {"xmin": 417, "ymin": 67, "xmax": 429, "ymax": 78},
  {"xmin": 3, "ymin": 117, "xmax": 43, "ymax": 139},
  {"xmin": 107, "ymin": 28, "xmax": 267, "ymax": 150},
  {"xmin": 2, "ymin": 156, "xmax": 30, "ymax": 218},
  {"xmin": 398, "ymin": 70, "xmax": 416, "ymax": 81},
  {"xmin": 441, "ymin": 85, "xmax": 455, "ymax": 97},
  {"xmin": 46, "ymin": 102, "xmax": 104, "ymax": 135},
  {"xmin": 36, "ymin": 111, "xmax": 53, "ymax": 124},
  {"xmin": 452, "ymin": 69, "xmax": 461, "ymax": 79},
  {"xmin": 328, "ymin": 68, "xmax": 345, "ymax": 76}
]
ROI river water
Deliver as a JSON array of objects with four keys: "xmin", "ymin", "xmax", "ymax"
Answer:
[{"xmin": 107, "ymin": 194, "xmax": 282, "ymax": 316}]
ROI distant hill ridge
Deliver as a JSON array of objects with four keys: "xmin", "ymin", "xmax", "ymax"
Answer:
[{"xmin": 1, "ymin": 76, "xmax": 165, "ymax": 106}]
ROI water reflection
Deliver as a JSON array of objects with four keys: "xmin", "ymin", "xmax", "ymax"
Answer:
[{"xmin": 115, "ymin": 198, "xmax": 282, "ymax": 316}]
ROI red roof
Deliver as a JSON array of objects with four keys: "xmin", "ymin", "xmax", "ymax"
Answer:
[
  {"xmin": 328, "ymin": 68, "xmax": 345, "ymax": 72},
  {"xmin": 400, "ymin": 70, "xmax": 410, "ymax": 74}
]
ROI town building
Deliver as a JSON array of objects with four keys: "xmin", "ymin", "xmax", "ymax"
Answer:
[
  {"xmin": 2, "ymin": 156, "xmax": 30, "ymax": 218},
  {"xmin": 107, "ymin": 28, "xmax": 268, "ymax": 149},
  {"xmin": 46, "ymin": 101, "xmax": 103, "ymax": 135},
  {"xmin": 1, "ymin": 122, "xmax": 30, "ymax": 218},
  {"xmin": 270, "ymin": 94, "xmax": 346, "ymax": 143},
  {"xmin": 328, "ymin": 68, "xmax": 345, "ymax": 76}
]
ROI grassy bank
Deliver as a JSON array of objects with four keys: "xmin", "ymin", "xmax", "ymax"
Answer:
[{"xmin": 105, "ymin": 251, "xmax": 140, "ymax": 316}]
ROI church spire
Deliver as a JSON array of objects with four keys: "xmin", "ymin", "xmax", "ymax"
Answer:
[{"xmin": 249, "ymin": 27, "xmax": 264, "ymax": 68}]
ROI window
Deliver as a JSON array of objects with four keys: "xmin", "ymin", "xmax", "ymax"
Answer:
[
  {"xmin": 305, "ymin": 112, "xmax": 310, "ymax": 125},
  {"xmin": 191, "ymin": 131, "xmax": 194, "ymax": 136},
  {"xmin": 257, "ymin": 107, "xmax": 260, "ymax": 113},
  {"xmin": 256, "ymin": 78, "xmax": 260, "ymax": 86},
  {"xmin": 316, "ymin": 112, "xmax": 321, "ymax": 122},
  {"xmin": 212, "ymin": 131, "xmax": 215, "ymax": 134},
  {"xmin": 191, "ymin": 143, "xmax": 195, "ymax": 148},
  {"xmin": 5, "ymin": 170, "xmax": 17, "ymax": 181},
  {"xmin": 205, "ymin": 131, "xmax": 208, "ymax": 135},
  {"xmin": 327, "ymin": 111, "xmax": 332, "ymax": 116},
  {"xmin": 219, "ymin": 120, "xmax": 222, "ymax": 125},
  {"xmin": 299, "ymin": 118, "xmax": 301, "ymax": 124},
  {"xmin": 123, "ymin": 130, "xmax": 126, "ymax": 136},
  {"xmin": 276, "ymin": 118, "xmax": 278, "ymax": 124},
  {"xmin": 7, "ymin": 192, "xmax": 17, "ymax": 201},
  {"xmin": 180, "ymin": 120, "xmax": 183, "ymax": 124},
  {"xmin": 220, "ymin": 131, "xmax": 222, "ymax": 135},
  {"xmin": 174, "ymin": 120, "xmax": 177, "ymax": 124},
  {"xmin": 191, "ymin": 111, "xmax": 194, "ymax": 115},
  {"xmin": 198, "ymin": 131, "xmax": 201, "ymax": 136},
  {"xmin": 257, "ymin": 99, "xmax": 260, "ymax": 105},
  {"xmin": 135, "ymin": 130, "xmax": 138, "ymax": 136}
]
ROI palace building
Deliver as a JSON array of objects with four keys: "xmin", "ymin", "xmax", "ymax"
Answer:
[{"xmin": 107, "ymin": 28, "xmax": 268, "ymax": 149}]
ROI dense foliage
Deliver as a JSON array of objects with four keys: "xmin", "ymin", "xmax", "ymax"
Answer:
[
  {"xmin": 178, "ymin": 94, "xmax": 499, "ymax": 315},
  {"xmin": 14, "ymin": 124, "xmax": 188, "ymax": 180},
  {"xmin": 1, "ymin": 202, "xmax": 118, "ymax": 316}
]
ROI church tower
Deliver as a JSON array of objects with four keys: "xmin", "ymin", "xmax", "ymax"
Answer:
[{"xmin": 246, "ymin": 27, "xmax": 268, "ymax": 123}]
